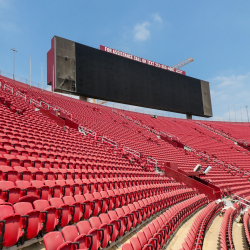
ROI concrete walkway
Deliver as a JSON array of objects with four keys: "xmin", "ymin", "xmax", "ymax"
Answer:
[
  {"xmin": 23, "ymin": 241, "xmax": 45, "ymax": 250},
  {"xmin": 203, "ymin": 214, "xmax": 223, "ymax": 250},
  {"xmin": 167, "ymin": 207, "xmax": 206, "ymax": 250},
  {"xmin": 233, "ymin": 220, "xmax": 248, "ymax": 250}
]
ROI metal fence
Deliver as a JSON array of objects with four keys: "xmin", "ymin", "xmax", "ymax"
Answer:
[{"xmin": 0, "ymin": 69, "xmax": 41, "ymax": 89}]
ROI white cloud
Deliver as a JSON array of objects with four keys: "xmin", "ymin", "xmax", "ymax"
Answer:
[
  {"xmin": 134, "ymin": 22, "xmax": 150, "ymax": 41},
  {"xmin": 152, "ymin": 13, "xmax": 162, "ymax": 23},
  {"xmin": 133, "ymin": 13, "xmax": 163, "ymax": 42},
  {"xmin": 214, "ymin": 74, "xmax": 248, "ymax": 87},
  {"xmin": 208, "ymin": 72, "xmax": 250, "ymax": 122}
]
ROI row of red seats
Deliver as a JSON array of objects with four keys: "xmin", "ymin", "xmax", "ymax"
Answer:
[
  {"xmin": 0, "ymin": 133, "xmax": 137, "ymax": 170},
  {"xmin": 0, "ymin": 188, "xmax": 195, "ymax": 248},
  {"xmin": 0, "ymin": 178, "xmax": 178, "ymax": 204},
  {"xmin": 243, "ymin": 210, "xmax": 250, "ymax": 247},
  {"xmin": 0, "ymin": 146, "xmax": 140, "ymax": 171},
  {"xmin": 43, "ymin": 190, "xmax": 198, "ymax": 250},
  {"xmin": 0, "ymin": 148, "xmax": 157, "ymax": 172},
  {"xmin": 122, "ymin": 194, "xmax": 208, "ymax": 250},
  {"xmin": 0, "ymin": 152, "xmax": 140, "ymax": 171},
  {"xmin": 0, "ymin": 165, "xmax": 168, "ymax": 184},
  {"xmin": 220, "ymin": 207, "xmax": 239, "ymax": 250},
  {"xmin": 181, "ymin": 200, "xmax": 223, "ymax": 250}
]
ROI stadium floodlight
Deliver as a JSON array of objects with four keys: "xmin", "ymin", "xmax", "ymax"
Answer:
[
  {"xmin": 193, "ymin": 164, "xmax": 202, "ymax": 172},
  {"xmin": 204, "ymin": 166, "xmax": 212, "ymax": 174},
  {"xmin": 41, "ymin": 60, "xmax": 43, "ymax": 91},
  {"xmin": 30, "ymin": 56, "xmax": 31, "ymax": 88},
  {"xmin": 10, "ymin": 48, "xmax": 17, "ymax": 80},
  {"xmin": 246, "ymin": 106, "xmax": 249, "ymax": 123}
]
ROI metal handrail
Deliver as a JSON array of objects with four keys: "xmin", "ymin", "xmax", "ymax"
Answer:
[
  {"xmin": 126, "ymin": 116, "xmax": 133, "ymax": 122},
  {"xmin": 123, "ymin": 146, "xmax": 140, "ymax": 158},
  {"xmin": 232, "ymin": 195, "xmax": 250, "ymax": 206},
  {"xmin": 102, "ymin": 137, "xmax": 117, "ymax": 148},
  {"xmin": 40, "ymin": 101, "xmax": 50, "ymax": 109},
  {"xmin": 142, "ymin": 124, "xmax": 150, "ymax": 130},
  {"xmin": 16, "ymin": 91, "xmax": 26, "ymax": 102},
  {"xmin": 147, "ymin": 156, "xmax": 157, "ymax": 168},
  {"xmin": 3, "ymin": 84, "xmax": 13, "ymax": 94},
  {"xmin": 78, "ymin": 126, "xmax": 96, "ymax": 139},
  {"xmin": 30, "ymin": 98, "xmax": 41, "ymax": 107},
  {"xmin": 134, "ymin": 120, "xmax": 141, "ymax": 126}
]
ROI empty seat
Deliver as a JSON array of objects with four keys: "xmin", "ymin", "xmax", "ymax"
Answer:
[
  {"xmin": 49, "ymin": 197, "xmax": 72, "ymax": 228},
  {"xmin": 108, "ymin": 210, "xmax": 126, "ymax": 237},
  {"xmin": 0, "ymin": 204, "xmax": 23, "ymax": 247},
  {"xmin": 61, "ymin": 225, "xmax": 92, "ymax": 250},
  {"xmin": 13, "ymin": 202, "xmax": 43, "ymax": 240},
  {"xmin": 43, "ymin": 231, "xmax": 79, "ymax": 250},
  {"xmin": 31, "ymin": 180, "xmax": 50, "ymax": 200},
  {"xmin": 16, "ymin": 180, "xmax": 37, "ymax": 196},
  {"xmin": 63, "ymin": 196, "xmax": 83, "ymax": 223},
  {"xmin": 116, "ymin": 207, "xmax": 133, "ymax": 232},
  {"xmin": 89, "ymin": 216, "xmax": 112, "ymax": 249},
  {"xmin": 33, "ymin": 200, "xmax": 58, "ymax": 233},
  {"xmin": 74, "ymin": 194, "xmax": 93, "ymax": 219},
  {"xmin": 0, "ymin": 166, "xmax": 19, "ymax": 183},
  {"xmin": 0, "ymin": 181, "xmax": 21, "ymax": 204}
]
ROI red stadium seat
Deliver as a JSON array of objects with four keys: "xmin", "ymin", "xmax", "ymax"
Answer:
[
  {"xmin": 0, "ymin": 204, "xmax": 23, "ymax": 247},
  {"xmin": 43, "ymin": 231, "xmax": 79, "ymax": 250},
  {"xmin": 13, "ymin": 202, "xmax": 43, "ymax": 240},
  {"xmin": 49, "ymin": 197, "xmax": 71, "ymax": 228},
  {"xmin": 33, "ymin": 200, "xmax": 58, "ymax": 233}
]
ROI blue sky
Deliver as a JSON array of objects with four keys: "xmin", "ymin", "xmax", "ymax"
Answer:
[{"xmin": 0, "ymin": 0, "xmax": 250, "ymax": 121}]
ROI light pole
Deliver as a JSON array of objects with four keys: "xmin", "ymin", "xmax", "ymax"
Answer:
[
  {"xmin": 246, "ymin": 106, "xmax": 249, "ymax": 123},
  {"xmin": 30, "ymin": 56, "xmax": 31, "ymax": 88},
  {"xmin": 41, "ymin": 60, "xmax": 43, "ymax": 91},
  {"xmin": 228, "ymin": 105, "xmax": 231, "ymax": 123},
  {"xmin": 240, "ymin": 106, "xmax": 243, "ymax": 123},
  {"xmin": 10, "ymin": 48, "xmax": 17, "ymax": 80},
  {"xmin": 234, "ymin": 105, "xmax": 236, "ymax": 123}
]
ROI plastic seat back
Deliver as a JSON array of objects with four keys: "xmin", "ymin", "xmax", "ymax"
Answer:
[
  {"xmin": 61, "ymin": 225, "xmax": 78, "ymax": 242},
  {"xmin": 0, "ymin": 166, "xmax": 18, "ymax": 183},
  {"xmin": 16, "ymin": 180, "xmax": 36, "ymax": 196},
  {"xmin": 130, "ymin": 236, "xmax": 142, "ymax": 250},
  {"xmin": 116, "ymin": 207, "xmax": 131, "ymax": 231},
  {"xmin": 99, "ymin": 212, "xmax": 118, "ymax": 241},
  {"xmin": 44, "ymin": 180, "xmax": 61, "ymax": 198},
  {"xmin": 0, "ymin": 181, "xmax": 21, "ymax": 204},
  {"xmin": 89, "ymin": 216, "xmax": 110, "ymax": 248},
  {"xmin": 93, "ymin": 192, "xmax": 107, "ymax": 213},
  {"xmin": 0, "ymin": 204, "xmax": 23, "ymax": 247},
  {"xmin": 66, "ymin": 180, "xmax": 80, "ymax": 196},
  {"xmin": 63, "ymin": 196, "xmax": 82, "ymax": 223},
  {"xmin": 56, "ymin": 180, "xmax": 71, "ymax": 197},
  {"xmin": 13, "ymin": 202, "xmax": 42, "ymax": 239},
  {"xmin": 108, "ymin": 210, "xmax": 125, "ymax": 236},
  {"xmin": 33, "ymin": 200, "xmax": 58, "ymax": 233},
  {"xmin": 100, "ymin": 191, "xmax": 114, "ymax": 210},
  {"xmin": 122, "ymin": 243, "xmax": 134, "ymax": 250},
  {"xmin": 43, "ymin": 231, "xmax": 72, "ymax": 250},
  {"xmin": 49, "ymin": 197, "xmax": 71, "ymax": 227},
  {"xmin": 31, "ymin": 180, "xmax": 49, "ymax": 200}
]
